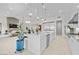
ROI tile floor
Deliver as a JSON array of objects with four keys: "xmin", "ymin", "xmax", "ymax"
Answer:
[
  {"xmin": 0, "ymin": 37, "xmax": 33, "ymax": 55},
  {"xmin": 0, "ymin": 36, "xmax": 72, "ymax": 55},
  {"xmin": 43, "ymin": 36, "xmax": 72, "ymax": 55}
]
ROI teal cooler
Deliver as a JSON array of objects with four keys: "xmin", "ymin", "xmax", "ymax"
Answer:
[{"xmin": 16, "ymin": 39, "xmax": 24, "ymax": 51}]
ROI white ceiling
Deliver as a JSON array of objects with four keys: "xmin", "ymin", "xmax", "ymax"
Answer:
[{"xmin": 0, "ymin": 3, "xmax": 79, "ymax": 24}]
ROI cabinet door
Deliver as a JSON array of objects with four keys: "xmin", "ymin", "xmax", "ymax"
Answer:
[
  {"xmin": 68, "ymin": 38, "xmax": 79, "ymax": 54},
  {"xmin": 28, "ymin": 35, "xmax": 34, "ymax": 52},
  {"xmin": 28, "ymin": 35, "xmax": 40, "ymax": 54},
  {"xmin": 40, "ymin": 33, "xmax": 47, "ymax": 51},
  {"xmin": 46, "ymin": 34, "xmax": 50, "ymax": 48}
]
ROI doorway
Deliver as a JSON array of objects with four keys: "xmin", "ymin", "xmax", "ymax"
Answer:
[{"xmin": 56, "ymin": 20, "xmax": 62, "ymax": 36}]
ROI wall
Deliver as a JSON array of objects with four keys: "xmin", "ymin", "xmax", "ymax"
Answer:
[
  {"xmin": 0, "ymin": 16, "xmax": 8, "ymax": 34},
  {"xmin": 7, "ymin": 17, "xmax": 19, "ymax": 32},
  {"xmin": 0, "ymin": 16, "xmax": 19, "ymax": 34}
]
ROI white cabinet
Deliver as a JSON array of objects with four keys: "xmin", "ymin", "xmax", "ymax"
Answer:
[
  {"xmin": 28, "ymin": 34, "xmax": 40, "ymax": 54},
  {"xmin": 42, "ymin": 20, "xmax": 56, "ymax": 44},
  {"xmin": 67, "ymin": 36, "xmax": 79, "ymax": 54},
  {"xmin": 27, "ymin": 31, "xmax": 55, "ymax": 54},
  {"xmin": 43, "ymin": 31, "xmax": 55, "ymax": 44},
  {"xmin": 27, "ymin": 33, "xmax": 46, "ymax": 54}
]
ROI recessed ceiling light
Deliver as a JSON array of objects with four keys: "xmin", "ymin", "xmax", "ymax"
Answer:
[
  {"xmin": 36, "ymin": 17, "xmax": 40, "ymax": 19},
  {"xmin": 44, "ymin": 21, "xmax": 47, "ymax": 22},
  {"xmin": 25, "ymin": 21, "xmax": 31, "ymax": 23},
  {"xmin": 41, "ymin": 3, "xmax": 46, "ymax": 9},
  {"xmin": 76, "ymin": 5, "xmax": 79, "ymax": 8},
  {"xmin": 28, "ymin": 13, "xmax": 32, "ymax": 16},
  {"xmin": 41, "ymin": 19, "xmax": 44, "ymax": 20},
  {"xmin": 42, "ymin": 5, "xmax": 46, "ymax": 9}
]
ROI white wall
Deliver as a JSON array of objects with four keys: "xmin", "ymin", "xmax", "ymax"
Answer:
[
  {"xmin": 0, "ymin": 16, "xmax": 8, "ymax": 34},
  {"xmin": 7, "ymin": 17, "xmax": 19, "ymax": 32}
]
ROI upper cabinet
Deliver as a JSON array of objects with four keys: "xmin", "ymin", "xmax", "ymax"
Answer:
[{"xmin": 66, "ymin": 13, "xmax": 79, "ymax": 34}]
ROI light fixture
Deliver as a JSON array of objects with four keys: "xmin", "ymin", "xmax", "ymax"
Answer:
[
  {"xmin": 25, "ymin": 21, "xmax": 31, "ymax": 23},
  {"xmin": 42, "ymin": 5, "xmax": 45, "ymax": 9},
  {"xmin": 41, "ymin": 3, "xmax": 46, "ymax": 9},
  {"xmin": 41, "ymin": 19, "xmax": 44, "ymax": 20},
  {"xmin": 44, "ymin": 21, "xmax": 47, "ymax": 22},
  {"xmin": 36, "ymin": 17, "xmax": 40, "ymax": 19},
  {"xmin": 28, "ymin": 13, "xmax": 33, "ymax": 16},
  {"xmin": 76, "ymin": 5, "xmax": 79, "ymax": 8}
]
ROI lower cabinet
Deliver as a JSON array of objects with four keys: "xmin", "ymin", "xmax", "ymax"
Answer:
[
  {"xmin": 68, "ymin": 37, "xmax": 79, "ymax": 54},
  {"xmin": 27, "ymin": 32, "xmax": 55, "ymax": 55},
  {"xmin": 28, "ymin": 34, "xmax": 40, "ymax": 54}
]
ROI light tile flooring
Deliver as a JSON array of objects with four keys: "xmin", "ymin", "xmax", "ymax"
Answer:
[
  {"xmin": 0, "ymin": 37, "xmax": 33, "ymax": 55},
  {"xmin": 0, "ymin": 36, "xmax": 72, "ymax": 55},
  {"xmin": 43, "ymin": 35, "xmax": 72, "ymax": 55}
]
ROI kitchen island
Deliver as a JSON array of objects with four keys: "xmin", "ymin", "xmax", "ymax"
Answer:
[{"xmin": 27, "ymin": 31, "xmax": 55, "ymax": 55}]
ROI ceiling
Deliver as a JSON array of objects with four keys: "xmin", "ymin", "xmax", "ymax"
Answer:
[{"xmin": 0, "ymin": 3, "xmax": 79, "ymax": 24}]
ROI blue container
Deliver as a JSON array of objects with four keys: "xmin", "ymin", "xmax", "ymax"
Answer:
[{"xmin": 16, "ymin": 39, "xmax": 24, "ymax": 51}]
